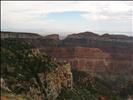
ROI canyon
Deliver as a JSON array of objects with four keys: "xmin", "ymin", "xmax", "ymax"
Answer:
[
  {"xmin": 1, "ymin": 31, "xmax": 133, "ymax": 100},
  {"xmin": 1, "ymin": 31, "xmax": 133, "ymax": 79}
]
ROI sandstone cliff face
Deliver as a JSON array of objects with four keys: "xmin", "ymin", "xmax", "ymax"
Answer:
[
  {"xmin": 26, "ymin": 63, "xmax": 73, "ymax": 100},
  {"xmin": 41, "ymin": 47, "xmax": 111, "ymax": 73}
]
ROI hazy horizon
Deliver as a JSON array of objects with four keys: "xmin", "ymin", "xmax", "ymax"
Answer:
[{"xmin": 1, "ymin": 1, "xmax": 133, "ymax": 36}]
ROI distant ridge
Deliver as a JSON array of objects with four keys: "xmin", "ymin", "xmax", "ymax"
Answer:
[
  {"xmin": 1, "ymin": 31, "xmax": 41, "ymax": 36},
  {"xmin": 1, "ymin": 31, "xmax": 42, "ymax": 39},
  {"xmin": 1, "ymin": 31, "xmax": 133, "ymax": 40},
  {"xmin": 66, "ymin": 31, "xmax": 133, "ymax": 40}
]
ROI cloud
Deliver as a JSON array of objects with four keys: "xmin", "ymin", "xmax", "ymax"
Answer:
[
  {"xmin": 1, "ymin": 1, "xmax": 133, "ymax": 34},
  {"xmin": 2, "ymin": 1, "xmax": 132, "ymax": 20},
  {"xmin": 80, "ymin": 1, "xmax": 132, "ymax": 21}
]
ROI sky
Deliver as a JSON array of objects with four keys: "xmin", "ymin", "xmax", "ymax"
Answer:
[{"xmin": 1, "ymin": 1, "xmax": 133, "ymax": 36}]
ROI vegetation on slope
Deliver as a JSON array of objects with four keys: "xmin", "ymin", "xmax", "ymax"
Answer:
[{"xmin": 1, "ymin": 39, "xmax": 57, "ymax": 100}]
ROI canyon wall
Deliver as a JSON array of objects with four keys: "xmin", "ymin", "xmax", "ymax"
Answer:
[
  {"xmin": 39, "ymin": 32, "xmax": 133, "ymax": 78},
  {"xmin": 1, "ymin": 31, "xmax": 133, "ymax": 78},
  {"xmin": 41, "ymin": 46, "xmax": 133, "ymax": 77}
]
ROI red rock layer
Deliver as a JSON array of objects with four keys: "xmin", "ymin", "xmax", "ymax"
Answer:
[{"xmin": 40, "ymin": 46, "xmax": 133, "ymax": 76}]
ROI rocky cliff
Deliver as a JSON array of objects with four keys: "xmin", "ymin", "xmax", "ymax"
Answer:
[
  {"xmin": 1, "ymin": 63, "xmax": 73, "ymax": 100},
  {"xmin": 26, "ymin": 63, "xmax": 73, "ymax": 100}
]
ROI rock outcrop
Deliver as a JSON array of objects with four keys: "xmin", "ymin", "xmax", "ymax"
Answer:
[{"xmin": 24, "ymin": 63, "xmax": 73, "ymax": 100}]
